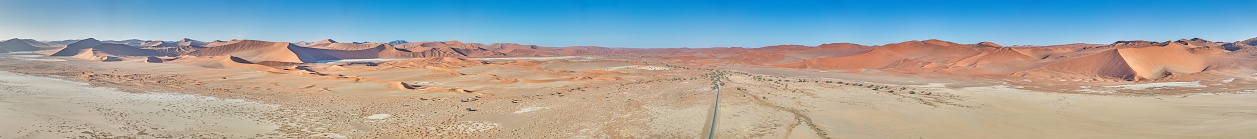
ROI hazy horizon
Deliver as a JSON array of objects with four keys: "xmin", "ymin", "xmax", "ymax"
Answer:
[{"xmin": 2, "ymin": 0, "xmax": 1255, "ymax": 48}]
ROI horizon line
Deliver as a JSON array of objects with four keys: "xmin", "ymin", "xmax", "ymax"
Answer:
[{"xmin": 10, "ymin": 36, "xmax": 1257, "ymax": 49}]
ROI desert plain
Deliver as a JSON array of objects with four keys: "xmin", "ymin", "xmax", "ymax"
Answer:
[{"xmin": 2, "ymin": 37, "xmax": 1257, "ymax": 138}]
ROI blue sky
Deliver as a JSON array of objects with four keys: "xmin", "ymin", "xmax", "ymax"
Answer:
[{"xmin": 1, "ymin": 0, "xmax": 1255, "ymax": 48}]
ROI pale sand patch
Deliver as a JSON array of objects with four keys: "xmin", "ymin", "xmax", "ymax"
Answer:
[
  {"xmin": 310, "ymin": 133, "xmax": 349, "ymax": 138},
  {"xmin": 912, "ymin": 83, "xmax": 950, "ymax": 88},
  {"xmin": 1105, "ymin": 81, "xmax": 1207, "ymax": 90},
  {"xmin": 513, "ymin": 106, "xmax": 550, "ymax": 114},
  {"xmin": 810, "ymin": 85, "xmax": 1257, "ymax": 138},
  {"xmin": 440, "ymin": 121, "xmax": 499, "ymax": 133},
  {"xmin": 2, "ymin": 52, "xmax": 66, "ymax": 61},
  {"xmin": 600, "ymin": 65, "xmax": 671, "ymax": 71},
  {"xmin": 365, "ymin": 114, "xmax": 392, "ymax": 120},
  {"xmin": 318, "ymin": 58, "xmax": 413, "ymax": 64},
  {"xmin": 0, "ymin": 71, "xmax": 279, "ymax": 138}
]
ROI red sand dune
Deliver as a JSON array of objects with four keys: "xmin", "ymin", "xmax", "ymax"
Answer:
[
  {"xmin": 308, "ymin": 39, "xmax": 338, "ymax": 47},
  {"xmin": 314, "ymin": 43, "xmax": 385, "ymax": 50},
  {"xmin": 51, "ymin": 38, "xmax": 105, "ymax": 56},
  {"xmin": 186, "ymin": 40, "xmax": 308, "ymax": 63},
  {"xmin": 34, "ymin": 37, "xmax": 1257, "ymax": 82},
  {"xmin": 786, "ymin": 39, "xmax": 982, "ymax": 71},
  {"xmin": 946, "ymin": 43, "xmax": 1041, "ymax": 73},
  {"xmin": 769, "ymin": 38, "xmax": 1249, "ymax": 81},
  {"xmin": 1017, "ymin": 49, "xmax": 1139, "ymax": 80},
  {"xmin": 50, "ymin": 38, "xmax": 160, "ymax": 60},
  {"xmin": 187, "ymin": 40, "xmax": 460, "ymax": 63},
  {"xmin": 205, "ymin": 40, "xmax": 231, "ymax": 47},
  {"xmin": 1017, "ymin": 42, "xmax": 1213, "ymax": 81},
  {"xmin": 373, "ymin": 57, "xmax": 487, "ymax": 70},
  {"xmin": 392, "ymin": 41, "xmax": 510, "ymax": 57},
  {"xmin": 288, "ymin": 43, "xmax": 425, "ymax": 60}
]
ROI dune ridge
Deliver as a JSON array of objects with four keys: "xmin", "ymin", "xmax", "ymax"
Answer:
[{"xmin": 24, "ymin": 36, "xmax": 1257, "ymax": 82}]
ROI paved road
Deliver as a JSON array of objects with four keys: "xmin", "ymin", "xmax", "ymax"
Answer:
[{"xmin": 704, "ymin": 74, "xmax": 722, "ymax": 139}]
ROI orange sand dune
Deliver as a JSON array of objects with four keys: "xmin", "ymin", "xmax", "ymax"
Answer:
[
  {"xmin": 188, "ymin": 40, "xmax": 431, "ymax": 63},
  {"xmin": 171, "ymin": 56, "xmax": 284, "ymax": 72},
  {"xmin": 303, "ymin": 39, "xmax": 390, "ymax": 50},
  {"xmin": 205, "ymin": 40, "xmax": 231, "ymax": 47},
  {"xmin": 375, "ymin": 57, "xmax": 487, "ymax": 69},
  {"xmin": 425, "ymin": 66, "xmax": 464, "ymax": 75},
  {"xmin": 1017, "ymin": 49, "xmax": 1137, "ymax": 80},
  {"xmin": 772, "ymin": 38, "xmax": 1246, "ymax": 81},
  {"xmin": 393, "ymin": 40, "xmax": 483, "ymax": 50},
  {"xmin": 49, "ymin": 38, "xmax": 161, "ymax": 60},
  {"xmin": 788, "ymin": 40, "xmax": 982, "ymax": 71},
  {"xmin": 313, "ymin": 43, "xmax": 385, "ymax": 50},
  {"xmin": 307, "ymin": 39, "xmax": 338, "ymax": 47},
  {"xmin": 947, "ymin": 46, "xmax": 1040, "ymax": 74},
  {"xmin": 1113, "ymin": 43, "xmax": 1210, "ymax": 80},
  {"xmin": 26, "ymin": 37, "xmax": 1257, "ymax": 82},
  {"xmin": 391, "ymin": 41, "xmax": 510, "ymax": 57},
  {"xmin": 1018, "ymin": 43, "xmax": 1213, "ymax": 81},
  {"xmin": 483, "ymin": 43, "xmax": 540, "ymax": 51},
  {"xmin": 51, "ymin": 38, "xmax": 106, "ymax": 56},
  {"xmin": 289, "ymin": 43, "xmax": 423, "ymax": 60},
  {"xmin": 186, "ymin": 40, "xmax": 308, "ymax": 63}
]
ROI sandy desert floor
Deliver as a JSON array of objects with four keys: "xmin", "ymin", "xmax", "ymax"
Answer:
[{"xmin": 2, "ymin": 53, "xmax": 1257, "ymax": 139}]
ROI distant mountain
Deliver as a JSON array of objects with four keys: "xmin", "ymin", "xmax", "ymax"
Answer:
[
  {"xmin": 175, "ymin": 38, "xmax": 207, "ymax": 46},
  {"xmin": 0, "ymin": 38, "xmax": 45, "ymax": 52},
  {"xmin": 138, "ymin": 38, "xmax": 205, "ymax": 47},
  {"xmin": 140, "ymin": 40, "xmax": 176, "ymax": 47},
  {"xmin": 292, "ymin": 41, "xmax": 311, "ymax": 47},
  {"xmin": 310, "ymin": 39, "xmax": 337, "ymax": 46},
  {"xmin": 98, "ymin": 39, "xmax": 144, "ymax": 46},
  {"xmin": 1243, "ymin": 37, "xmax": 1257, "ymax": 46},
  {"xmin": 388, "ymin": 40, "xmax": 409, "ymax": 46},
  {"xmin": 46, "ymin": 39, "xmax": 82, "ymax": 45}
]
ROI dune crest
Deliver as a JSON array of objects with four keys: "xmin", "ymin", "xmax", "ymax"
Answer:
[{"xmin": 32, "ymin": 37, "xmax": 1257, "ymax": 82}]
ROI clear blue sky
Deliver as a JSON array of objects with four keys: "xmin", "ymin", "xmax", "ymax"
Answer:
[{"xmin": 1, "ymin": 0, "xmax": 1255, "ymax": 48}]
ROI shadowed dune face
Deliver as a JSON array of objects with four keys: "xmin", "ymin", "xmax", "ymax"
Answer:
[
  {"xmin": 1021, "ymin": 49, "xmax": 1139, "ymax": 80},
  {"xmin": 50, "ymin": 38, "xmax": 104, "ymax": 56},
  {"xmin": 1114, "ymin": 43, "xmax": 1210, "ymax": 80},
  {"xmin": 0, "ymin": 38, "xmax": 44, "ymax": 52},
  {"xmin": 189, "ymin": 40, "xmax": 506, "ymax": 63}
]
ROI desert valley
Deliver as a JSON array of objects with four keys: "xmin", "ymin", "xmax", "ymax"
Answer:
[{"xmin": 2, "ymin": 37, "xmax": 1257, "ymax": 138}]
